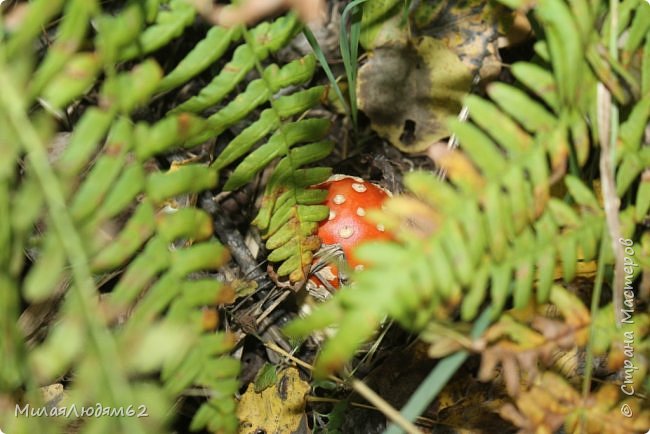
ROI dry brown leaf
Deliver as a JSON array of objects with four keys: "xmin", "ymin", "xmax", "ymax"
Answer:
[
  {"xmin": 501, "ymin": 373, "xmax": 650, "ymax": 434},
  {"xmin": 478, "ymin": 289, "xmax": 594, "ymax": 397},
  {"xmin": 357, "ymin": 36, "xmax": 473, "ymax": 153},
  {"xmin": 193, "ymin": 0, "xmax": 326, "ymax": 27}
]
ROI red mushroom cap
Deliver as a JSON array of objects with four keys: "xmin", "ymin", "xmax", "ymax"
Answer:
[{"xmin": 308, "ymin": 175, "xmax": 392, "ymax": 292}]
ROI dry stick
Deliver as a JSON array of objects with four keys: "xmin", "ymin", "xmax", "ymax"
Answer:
[
  {"xmin": 256, "ymin": 289, "xmax": 291, "ymax": 324},
  {"xmin": 596, "ymin": 82, "xmax": 624, "ymax": 325},
  {"xmin": 203, "ymin": 196, "xmax": 266, "ymax": 282},
  {"xmin": 265, "ymin": 341, "xmax": 342, "ymax": 382},
  {"xmin": 264, "ymin": 342, "xmax": 422, "ymax": 434},
  {"xmin": 202, "ymin": 196, "xmax": 294, "ymax": 353},
  {"xmin": 600, "ymin": 0, "xmax": 624, "ymax": 326},
  {"xmin": 350, "ymin": 379, "xmax": 422, "ymax": 434},
  {"xmin": 306, "ymin": 396, "xmax": 436, "ymax": 426},
  {"xmin": 202, "ymin": 195, "xmax": 280, "ymax": 309}
]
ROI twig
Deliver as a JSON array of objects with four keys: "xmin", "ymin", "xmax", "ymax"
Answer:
[
  {"xmin": 596, "ymin": 85, "xmax": 623, "ymax": 325},
  {"xmin": 256, "ymin": 289, "xmax": 291, "ymax": 324},
  {"xmin": 264, "ymin": 340, "xmax": 342, "ymax": 381},
  {"xmin": 202, "ymin": 195, "xmax": 295, "ymax": 355},
  {"xmin": 202, "ymin": 195, "xmax": 265, "ymax": 282},
  {"xmin": 350, "ymin": 379, "xmax": 422, "ymax": 434},
  {"xmin": 306, "ymin": 396, "xmax": 436, "ymax": 426}
]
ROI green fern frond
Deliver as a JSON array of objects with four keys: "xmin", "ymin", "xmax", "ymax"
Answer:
[
  {"xmin": 187, "ymin": 23, "xmax": 336, "ymax": 283},
  {"xmin": 169, "ymin": 13, "xmax": 300, "ymax": 114},
  {"xmin": 285, "ymin": 0, "xmax": 650, "ymax": 377},
  {"xmin": 1, "ymin": 1, "xmax": 325, "ymax": 432},
  {"xmin": 252, "ymin": 141, "xmax": 334, "ymax": 282},
  {"xmin": 219, "ymin": 60, "xmax": 334, "ymax": 282}
]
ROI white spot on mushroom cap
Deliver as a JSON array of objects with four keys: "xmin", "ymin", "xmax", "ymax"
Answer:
[
  {"xmin": 327, "ymin": 174, "xmax": 364, "ymax": 183},
  {"xmin": 328, "ymin": 210, "xmax": 336, "ymax": 221},
  {"xmin": 354, "ymin": 264, "xmax": 364, "ymax": 271},
  {"xmin": 333, "ymin": 194, "xmax": 346, "ymax": 205},
  {"xmin": 338, "ymin": 225, "xmax": 354, "ymax": 239},
  {"xmin": 356, "ymin": 207, "xmax": 366, "ymax": 216},
  {"xmin": 376, "ymin": 224, "xmax": 385, "ymax": 232},
  {"xmin": 352, "ymin": 182, "xmax": 367, "ymax": 193}
]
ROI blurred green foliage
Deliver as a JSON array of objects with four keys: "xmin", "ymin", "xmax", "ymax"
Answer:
[{"xmin": 0, "ymin": 1, "xmax": 330, "ymax": 432}]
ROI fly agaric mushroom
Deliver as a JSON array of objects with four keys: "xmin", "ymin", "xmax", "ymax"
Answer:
[{"xmin": 307, "ymin": 175, "xmax": 392, "ymax": 296}]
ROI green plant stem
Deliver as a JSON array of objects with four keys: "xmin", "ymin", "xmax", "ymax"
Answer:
[
  {"xmin": 383, "ymin": 307, "xmax": 493, "ymax": 434},
  {"xmin": 581, "ymin": 230, "xmax": 608, "ymax": 426},
  {"xmin": 0, "ymin": 68, "xmax": 142, "ymax": 433}
]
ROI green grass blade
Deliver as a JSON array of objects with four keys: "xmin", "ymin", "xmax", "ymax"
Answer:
[
  {"xmin": 340, "ymin": 0, "xmax": 368, "ymax": 129},
  {"xmin": 302, "ymin": 26, "xmax": 350, "ymax": 118},
  {"xmin": 383, "ymin": 307, "xmax": 493, "ymax": 434}
]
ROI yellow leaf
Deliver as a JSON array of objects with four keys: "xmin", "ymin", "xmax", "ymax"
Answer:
[{"xmin": 236, "ymin": 367, "xmax": 310, "ymax": 434}]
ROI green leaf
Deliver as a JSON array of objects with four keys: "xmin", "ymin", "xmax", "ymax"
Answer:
[
  {"xmin": 157, "ymin": 208, "xmax": 214, "ymax": 243},
  {"xmin": 211, "ymin": 87, "xmax": 326, "ymax": 168},
  {"xmin": 56, "ymin": 108, "xmax": 116, "ymax": 175},
  {"xmin": 254, "ymin": 363, "xmax": 278, "ymax": 393},
  {"xmin": 619, "ymin": 94, "xmax": 650, "ymax": 154},
  {"xmin": 95, "ymin": 2, "xmax": 146, "ymax": 63},
  {"xmin": 564, "ymin": 175, "xmax": 601, "ymax": 211},
  {"xmin": 70, "ymin": 118, "xmax": 133, "ymax": 222},
  {"xmin": 119, "ymin": 0, "xmax": 196, "ymax": 61},
  {"xmin": 170, "ymin": 14, "xmax": 300, "ymax": 114},
  {"xmin": 535, "ymin": 0, "xmax": 583, "ymax": 104},
  {"xmin": 135, "ymin": 114, "xmax": 207, "ymax": 160},
  {"xmin": 488, "ymin": 83, "xmax": 556, "ymax": 132},
  {"xmin": 123, "ymin": 322, "xmax": 195, "ymax": 374},
  {"xmin": 94, "ymin": 164, "xmax": 146, "ymax": 221},
  {"xmin": 146, "ymin": 164, "xmax": 218, "ymax": 203},
  {"xmin": 448, "ymin": 119, "xmax": 506, "ymax": 179},
  {"xmin": 41, "ymin": 53, "xmax": 102, "ymax": 109},
  {"xmin": 90, "ymin": 201, "xmax": 156, "ymax": 272},
  {"xmin": 465, "ymin": 95, "xmax": 533, "ymax": 155},
  {"xmin": 511, "ymin": 62, "xmax": 559, "ymax": 112},
  {"xmin": 99, "ymin": 59, "xmax": 163, "ymax": 113},
  {"xmin": 23, "ymin": 232, "xmax": 66, "ymax": 302},
  {"xmin": 5, "ymin": 0, "xmax": 66, "ymax": 57},
  {"xmin": 29, "ymin": 0, "xmax": 96, "ymax": 97},
  {"xmin": 157, "ymin": 26, "xmax": 241, "ymax": 93},
  {"xmin": 170, "ymin": 241, "xmax": 230, "ymax": 277}
]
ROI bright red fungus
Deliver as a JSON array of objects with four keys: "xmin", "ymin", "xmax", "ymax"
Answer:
[{"xmin": 308, "ymin": 175, "xmax": 392, "ymax": 293}]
